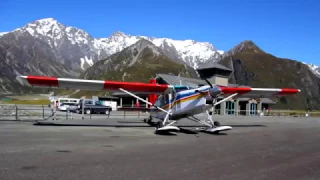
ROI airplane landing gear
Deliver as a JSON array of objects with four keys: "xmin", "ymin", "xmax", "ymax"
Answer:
[
  {"xmin": 156, "ymin": 121, "xmax": 163, "ymax": 129},
  {"xmin": 143, "ymin": 116, "xmax": 152, "ymax": 124}
]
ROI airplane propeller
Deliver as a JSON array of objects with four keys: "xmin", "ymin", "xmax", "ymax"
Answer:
[{"xmin": 204, "ymin": 78, "xmax": 213, "ymax": 88}]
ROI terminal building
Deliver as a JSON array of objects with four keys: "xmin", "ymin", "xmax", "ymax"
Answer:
[{"xmin": 111, "ymin": 63, "xmax": 276, "ymax": 116}]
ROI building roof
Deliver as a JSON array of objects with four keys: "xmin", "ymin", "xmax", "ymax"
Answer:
[
  {"xmin": 237, "ymin": 97, "xmax": 276, "ymax": 104},
  {"xmin": 97, "ymin": 96, "xmax": 119, "ymax": 99},
  {"xmin": 156, "ymin": 74, "xmax": 250, "ymax": 88},
  {"xmin": 112, "ymin": 92, "xmax": 150, "ymax": 97},
  {"xmin": 156, "ymin": 74, "xmax": 211, "ymax": 87},
  {"xmin": 225, "ymin": 83, "xmax": 251, "ymax": 88},
  {"xmin": 197, "ymin": 62, "xmax": 232, "ymax": 71}
]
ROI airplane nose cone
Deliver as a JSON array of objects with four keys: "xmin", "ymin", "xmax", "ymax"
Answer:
[{"xmin": 208, "ymin": 86, "xmax": 222, "ymax": 98}]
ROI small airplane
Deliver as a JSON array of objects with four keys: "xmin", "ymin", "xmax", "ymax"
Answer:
[{"xmin": 19, "ymin": 75, "xmax": 301, "ymax": 134}]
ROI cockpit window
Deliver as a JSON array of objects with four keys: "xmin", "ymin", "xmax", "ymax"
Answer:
[
  {"xmin": 155, "ymin": 94, "xmax": 170, "ymax": 107},
  {"xmin": 155, "ymin": 95, "xmax": 162, "ymax": 107}
]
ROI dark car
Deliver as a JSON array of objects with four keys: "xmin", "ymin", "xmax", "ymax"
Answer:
[{"xmin": 77, "ymin": 99, "xmax": 112, "ymax": 115}]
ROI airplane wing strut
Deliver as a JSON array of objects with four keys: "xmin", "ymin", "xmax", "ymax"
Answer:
[{"xmin": 118, "ymin": 88, "xmax": 170, "ymax": 115}]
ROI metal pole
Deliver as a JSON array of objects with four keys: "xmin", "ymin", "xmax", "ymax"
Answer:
[
  {"xmin": 82, "ymin": 99, "xmax": 84, "ymax": 119},
  {"xmin": 15, "ymin": 105, "xmax": 18, "ymax": 120},
  {"xmin": 53, "ymin": 106, "xmax": 56, "ymax": 121}
]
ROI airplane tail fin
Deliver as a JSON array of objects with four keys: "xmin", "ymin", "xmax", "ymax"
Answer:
[{"xmin": 149, "ymin": 79, "xmax": 158, "ymax": 107}]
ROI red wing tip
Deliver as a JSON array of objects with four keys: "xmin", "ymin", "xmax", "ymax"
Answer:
[{"xmin": 282, "ymin": 88, "xmax": 301, "ymax": 93}]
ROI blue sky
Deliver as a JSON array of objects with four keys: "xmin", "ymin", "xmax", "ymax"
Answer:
[{"xmin": 1, "ymin": 0, "xmax": 319, "ymax": 65}]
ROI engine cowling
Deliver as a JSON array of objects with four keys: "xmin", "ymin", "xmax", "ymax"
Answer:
[
  {"xmin": 205, "ymin": 86, "xmax": 222, "ymax": 104},
  {"xmin": 208, "ymin": 86, "xmax": 222, "ymax": 98}
]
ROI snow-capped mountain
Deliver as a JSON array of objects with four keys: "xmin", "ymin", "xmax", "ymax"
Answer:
[
  {"xmin": 0, "ymin": 18, "xmax": 223, "ymax": 70},
  {"xmin": 93, "ymin": 31, "xmax": 224, "ymax": 69},
  {"xmin": 83, "ymin": 39, "xmax": 198, "ymax": 82},
  {"xmin": 0, "ymin": 32, "xmax": 8, "ymax": 36}
]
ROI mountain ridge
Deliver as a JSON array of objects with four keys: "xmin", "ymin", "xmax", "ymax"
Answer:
[
  {"xmin": 0, "ymin": 17, "xmax": 318, "ymax": 75},
  {"xmin": 0, "ymin": 18, "xmax": 224, "ymax": 70},
  {"xmin": 0, "ymin": 17, "xmax": 319, "ymax": 102}
]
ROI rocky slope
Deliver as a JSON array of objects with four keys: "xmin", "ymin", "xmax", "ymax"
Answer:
[{"xmin": 0, "ymin": 31, "xmax": 78, "ymax": 94}]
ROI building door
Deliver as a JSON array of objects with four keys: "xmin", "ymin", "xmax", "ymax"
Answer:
[
  {"xmin": 226, "ymin": 101, "xmax": 235, "ymax": 115},
  {"xmin": 250, "ymin": 103, "xmax": 257, "ymax": 115}
]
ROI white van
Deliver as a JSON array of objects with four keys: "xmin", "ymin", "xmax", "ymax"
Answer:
[
  {"xmin": 101, "ymin": 101, "xmax": 117, "ymax": 111},
  {"xmin": 53, "ymin": 98, "xmax": 80, "ymax": 109}
]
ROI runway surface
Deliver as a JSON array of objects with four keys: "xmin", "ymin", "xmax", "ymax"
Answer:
[{"xmin": 1, "ymin": 116, "xmax": 320, "ymax": 180}]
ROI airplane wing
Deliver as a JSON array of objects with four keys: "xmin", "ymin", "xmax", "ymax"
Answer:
[
  {"xmin": 219, "ymin": 86, "xmax": 300, "ymax": 98},
  {"xmin": 19, "ymin": 76, "xmax": 173, "ymax": 94}
]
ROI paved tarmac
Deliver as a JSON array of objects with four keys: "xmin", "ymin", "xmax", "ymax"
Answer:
[{"xmin": 1, "ymin": 116, "xmax": 320, "ymax": 180}]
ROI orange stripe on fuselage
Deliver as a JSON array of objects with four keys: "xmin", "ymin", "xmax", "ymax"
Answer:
[{"xmin": 157, "ymin": 92, "xmax": 208, "ymax": 111}]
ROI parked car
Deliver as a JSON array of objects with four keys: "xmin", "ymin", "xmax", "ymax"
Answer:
[
  {"xmin": 77, "ymin": 99, "xmax": 112, "ymax": 115},
  {"xmin": 66, "ymin": 103, "xmax": 78, "ymax": 113},
  {"xmin": 58, "ymin": 102, "xmax": 78, "ymax": 111}
]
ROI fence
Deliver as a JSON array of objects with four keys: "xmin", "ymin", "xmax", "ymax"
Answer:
[
  {"xmin": 220, "ymin": 109, "xmax": 320, "ymax": 117},
  {"xmin": 0, "ymin": 104, "xmax": 319, "ymax": 121},
  {"xmin": 0, "ymin": 104, "xmax": 150, "ymax": 121}
]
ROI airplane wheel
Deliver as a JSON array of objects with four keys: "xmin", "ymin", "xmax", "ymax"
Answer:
[
  {"xmin": 156, "ymin": 121, "xmax": 163, "ymax": 129},
  {"xmin": 214, "ymin": 121, "xmax": 220, "ymax": 127}
]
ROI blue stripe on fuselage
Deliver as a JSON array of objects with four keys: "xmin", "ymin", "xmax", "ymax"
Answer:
[{"xmin": 153, "ymin": 86, "xmax": 210, "ymax": 109}]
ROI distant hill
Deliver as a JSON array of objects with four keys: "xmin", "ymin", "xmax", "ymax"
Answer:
[{"xmin": 217, "ymin": 41, "xmax": 320, "ymax": 110}]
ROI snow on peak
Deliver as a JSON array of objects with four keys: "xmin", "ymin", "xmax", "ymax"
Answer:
[
  {"xmin": 302, "ymin": 62, "xmax": 320, "ymax": 77},
  {"xmin": 36, "ymin": 18, "xmax": 57, "ymax": 23},
  {"xmin": 91, "ymin": 32, "xmax": 222, "ymax": 68},
  {"xmin": 217, "ymin": 50, "xmax": 225, "ymax": 55},
  {"xmin": 0, "ymin": 32, "xmax": 8, "ymax": 37}
]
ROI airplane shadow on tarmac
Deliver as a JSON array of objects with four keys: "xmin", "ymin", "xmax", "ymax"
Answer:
[{"xmin": 33, "ymin": 119, "xmax": 267, "ymax": 136}]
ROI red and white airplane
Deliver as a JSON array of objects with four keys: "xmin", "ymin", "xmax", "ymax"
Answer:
[{"xmin": 19, "ymin": 75, "xmax": 300, "ymax": 134}]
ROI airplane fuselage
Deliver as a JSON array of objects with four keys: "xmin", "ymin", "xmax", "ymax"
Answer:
[{"xmin": 150, "ymin": 85, "xmax": 213, "ymax": 120}]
